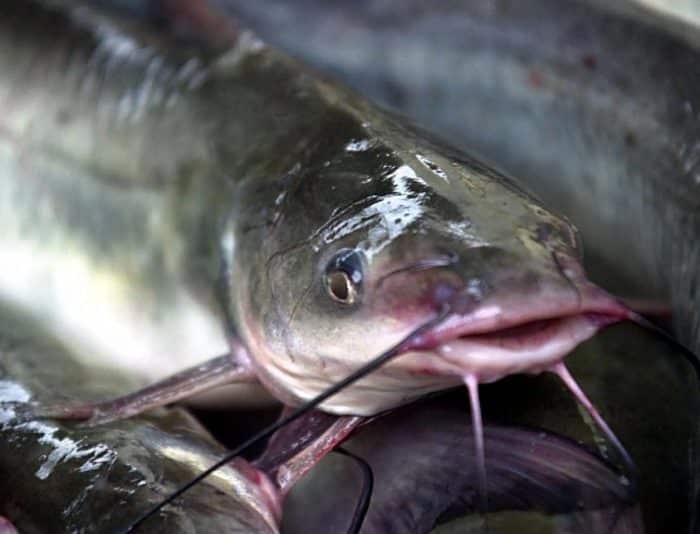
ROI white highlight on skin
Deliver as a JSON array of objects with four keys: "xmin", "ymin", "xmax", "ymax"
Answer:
[
  {"xmin": 415, "ymin": 153, "xmax": 448, "ymax": 180},
  {"xmin": 319, "ymin": 165, "xmax": 428, "ymax": 259},
  {"xmin": 363, "ymin": 165, "xmax": 427, "ymax": 257},
  {"xmin": 23, "ymin": 421, "xmax": 116, "ymax": 479},
  {"xmin": 0, "ymin": 382, "xmax": 116, "ymax": 479},
  {"xmin": 344, "ymin": 139, "xmax": 370, "ymax": 152},
  {"xmin": 469, "ymin": 304, "xmax": 502, "ymax": 322},
  {"xmin": 216, "ymin": 31, "xmax": 266, "ymax": 70},
  {"xmin": 74, "ymin": 5, "xmax": 211, "ymax": 122},
  {"xmin": 0, "ymin": 381, "xmax": 30, "ymax": 403}
]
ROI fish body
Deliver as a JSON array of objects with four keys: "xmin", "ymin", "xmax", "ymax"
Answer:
[
  {"xmin": 224, "ymin": 0, "xmax": 700, "ymax": 354},
  {"xmin": 0, "ymin": 0, "xmax": 233, "ymax": 394},
  {"xmin": 0, "ymin": 303, "xmax": 280, "ymax": 533},
  {"xmin": 0, "ymin": 0, "xmax": 618, "ymax": 416}
]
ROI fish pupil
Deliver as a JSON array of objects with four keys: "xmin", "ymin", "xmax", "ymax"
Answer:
[
  {"xmin": 324, "ymin": 249, "xmax": 364, "ymax": 304},
  {"xmin": 327, "ymin": 271, "xmax": 353, "ymax": 303}
]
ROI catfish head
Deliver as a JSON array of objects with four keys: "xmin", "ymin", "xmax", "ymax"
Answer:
[{"xmin": 225, "ymin": 113, "xmax": 629, "ymax": 428}]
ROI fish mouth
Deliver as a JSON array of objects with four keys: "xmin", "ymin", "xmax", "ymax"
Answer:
[
  {"xmin": 463, "ymin": 314, "xmax": 608, "ymax": 346},
  {"xmin": 406, "ymin": 284, "xmax": 630, "ymax": 382},
  {"xmin": 444, "ymin": 311, "xmax": 620, "ymax": 347}
]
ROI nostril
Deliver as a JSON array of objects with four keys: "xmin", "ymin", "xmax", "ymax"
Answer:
[
  {"xmin": 431, "ymin": 281, "xmax": 457, "ymax": 307},
  {"xmin": 451, "ymin": 278, "xmax": 488, "ymax": 314}
]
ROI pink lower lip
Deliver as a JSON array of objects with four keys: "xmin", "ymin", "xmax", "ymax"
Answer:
[
  {"xmin": 468, "ymin": 317, "xmax": 556, "ymax": 341},
  {"xmin": 405, "ymin": 279, "xmax": 631, "ymax": 352},
  {"xmin": 454, "ymin": 312, "xmax": 622, "ymax": 351},
  {"xmin": 406, "ymin": 307, "xmax": 627, "ymax": 353},
  {"xmin": 401, "ymin": 312, "xmax": 625, "ymax": 385},
  {"xmin": 468, "ymin": 312, "xmax": 621, "ymax": 341},
  {"xmin": 462, "ymin": 317, "xmax": 563, "ymax": 351}
]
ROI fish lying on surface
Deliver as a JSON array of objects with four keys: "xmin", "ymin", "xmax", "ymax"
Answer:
[
  {"xmin": 222, "ymin": 0, "xmax": 700, "ymax": 356},
  {"xmin": 1, "ymin": 0, "xmax": 697, "ymax": 532},
  {"xmin": 0, "ymin": 304, "xmax": 280, "ymax": 533}
]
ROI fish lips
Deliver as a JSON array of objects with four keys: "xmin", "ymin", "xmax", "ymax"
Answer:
[{"xmin": 399, "ymin": 280, "xmax": 629, "ymax": 383}]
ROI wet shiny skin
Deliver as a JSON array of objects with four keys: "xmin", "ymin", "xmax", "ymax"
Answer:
[{"xmin": 228, "ymin": 93, "xmax": 622, "ymax": 414}]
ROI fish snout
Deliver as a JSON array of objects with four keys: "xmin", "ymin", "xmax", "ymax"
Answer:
[
  {"xmin": 421, "ymin": 245, "xmax": 573, "ymax": 310},
  {"xmin": 421, "ymin": 246, "xmax": 629, "ymax": 335}
]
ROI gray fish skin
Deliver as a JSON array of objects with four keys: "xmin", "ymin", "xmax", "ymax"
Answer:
[
  {"xmin": 0, "ymin": 304, "xmax": 279, "ymax": 533},
  {"xmin": 0, "ymin": 0, "xmax": 626, "ymax": 418},
  {"xmin": 220, "ymin": 0, "xmax": 700, "ymax": 354}
]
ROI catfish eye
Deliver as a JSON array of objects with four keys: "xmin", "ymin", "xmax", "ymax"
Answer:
[{"xmin": 324, "ymin": 249, "xmax": 363, "ymax": 305}]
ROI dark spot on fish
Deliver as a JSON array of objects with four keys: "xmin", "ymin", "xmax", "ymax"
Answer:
[
  {"xmin": 527, "ymin": 70, "xmax": 544, "ymax": 89},
  {"xmin": 401, "ymin": 180, "xmax": 426, "ymax": 199},
  {"xmin": 581, "ymin": 54, "xmax": 597, "ymax": 70},
  {"xmin": 624, "ymin": 131, "xmax": 638, "ymax": 148}
]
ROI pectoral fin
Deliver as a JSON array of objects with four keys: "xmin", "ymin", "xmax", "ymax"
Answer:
[{"xmin": 7, "ymin": 338, "xmax": 259, "ymax": 426}]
